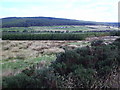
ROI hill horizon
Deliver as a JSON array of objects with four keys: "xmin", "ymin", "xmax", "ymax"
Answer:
[
  {"xmin": 1, "ymin": 16, "xmax": 119, "ymax": 28},
  {"xmin": 1, "ymin": 16, "xmax": 119, "ymax": 23}
]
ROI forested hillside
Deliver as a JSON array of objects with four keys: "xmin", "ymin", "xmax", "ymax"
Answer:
[{"xmin": 1, "ymin": 17, "xmax": 98, "ymax": 28}]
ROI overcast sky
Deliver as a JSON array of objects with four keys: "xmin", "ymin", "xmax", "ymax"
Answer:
[{"xmin": 0, "ymin": 0, "xmax": 119, "ymax": 22}]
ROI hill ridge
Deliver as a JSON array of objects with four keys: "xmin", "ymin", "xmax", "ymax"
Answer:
[{"xmin": 1, "ymin": 16, "xmax": 98, "ymax": 28}]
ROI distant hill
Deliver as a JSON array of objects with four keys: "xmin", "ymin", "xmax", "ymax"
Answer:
[
  {"xmin": 1, "ymin": 16, "xmax": 119, "ymax": 28},
  {"xmin": 1, "ymin": 17, "xmax": 99, "ymax": 28}
]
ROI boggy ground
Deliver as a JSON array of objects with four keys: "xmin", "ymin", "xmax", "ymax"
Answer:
[
  {"xmin": 1, "ymin": 36, "xmax": 119, "ymax": 60},
  {"xmin": 1, "ymin": 40, "xmax": 87, "ymax": 60},
  {"xmin": 1, "ymin": 40, "xmax": 90, "ymax": 76}
]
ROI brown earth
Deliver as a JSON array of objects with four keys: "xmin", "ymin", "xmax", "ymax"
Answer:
[{"xmin": 1, "ymin": 40, "xmax": 77, "ymax": 60}]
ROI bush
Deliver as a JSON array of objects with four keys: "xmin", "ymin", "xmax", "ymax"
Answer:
[
  {"xmin": 112, "ymin": 38, "xmax": 120, "ymax": 64},
  {"xmin": 110, "ymin": 31, "xmax": 120, "ymax": 36},
  {"xmin": 2, "ymin": 73, "xmax": 41, "ymax": 88},
  {"xmin": 52, "ymin": 40, "xmax": 119, "ymax": 77},
  {"xmin": 91, "ymin": 40, "xmax": 103, "ymax": 46},
  {"xmin": 15, "ymin": 54, "xmax": 26, "ymax": 59}
]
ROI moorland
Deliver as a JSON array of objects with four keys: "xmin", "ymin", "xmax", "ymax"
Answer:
[{"xmin": 1, "ymin": 17, "xmax": 120, "ymax": 88}]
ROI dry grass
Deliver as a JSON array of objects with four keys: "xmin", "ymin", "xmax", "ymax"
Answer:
[
  {"xmin": 1, "ymin": 40, "xmax": 86, "ymax": 60},
  {"xmin": 2, "ymin": 36, "xmax": 120, "ymax": 60}
]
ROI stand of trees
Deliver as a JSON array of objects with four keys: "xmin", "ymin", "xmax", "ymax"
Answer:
[{"xmin": 2, "ymin": 32, "xmax": 109, "ymax": 40}]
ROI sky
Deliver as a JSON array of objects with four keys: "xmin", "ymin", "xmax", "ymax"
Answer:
[{"xmin": 0, "ymin": 0, "xmax": 119, "ymax": 22}]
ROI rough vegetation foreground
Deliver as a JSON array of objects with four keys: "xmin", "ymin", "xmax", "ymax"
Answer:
[{"xmin": 1, "ymin": 36, "xmax": 120, "ymax": 88}]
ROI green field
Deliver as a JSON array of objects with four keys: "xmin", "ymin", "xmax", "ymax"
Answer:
[{"xmin": 1, "ymin": 55, "xmax": 56, "ymax": 70}]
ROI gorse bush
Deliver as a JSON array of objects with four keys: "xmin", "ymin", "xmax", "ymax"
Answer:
[
  {"xmin": 2, "ymin": 38, "xmax": 120, "ymax": 88},
  {"xmin": 2, "ymin": 73, "xmax": 41, "ymax": 88},
  {"xmin": 112, "ymin": 38, "xmax": 120, "ymax": 64},
  {"xmin": 53, "ymin": 41, "xmax": 119, "ymax": 76},
  {"xmin": 51, "ymin": 39, "xmax": 120, "ymax": 87},
  {"xmin": 91, "ymin": 40, "xmax": 104, "ymax": 46}
]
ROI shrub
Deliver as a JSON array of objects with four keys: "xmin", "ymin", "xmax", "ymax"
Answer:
[
  {"xmin": 2, "ymin": 73, "xmax": 41, "ymax": 88},
  {"xmin": 73, "ymin": 66, "xmax": 95, "ymax": 88},
  {"xmin": 52, "ymin": 40, "xmax": 119, "ymax": 77},
  {"xmin": 15, "ymin": 54, "xmax": 26, "ymax": 59},
  {"xmin": 110, "ymin": 31, "xmax": 120, "ymax": 36},
  {"xmin": 91, "ymin": 40, "xmax": 103, "ymax": 46},
  {"xmin": 112, "ymin": 38, "xmax": 120, "ymax": 65}
]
